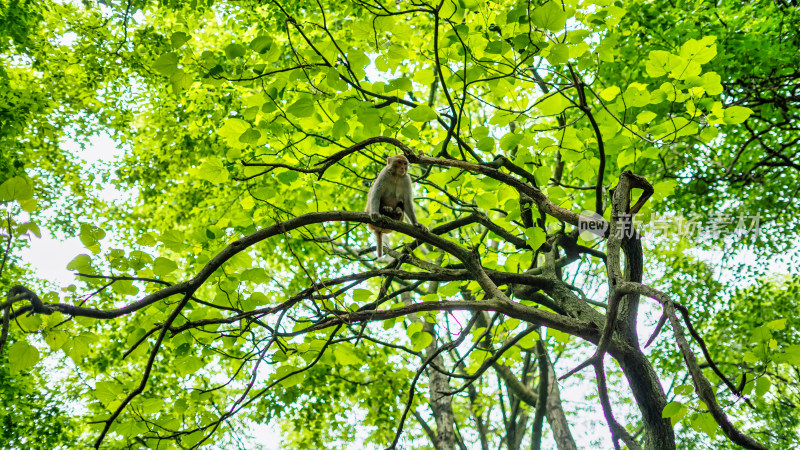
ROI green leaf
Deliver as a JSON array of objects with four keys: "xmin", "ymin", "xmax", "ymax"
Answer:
[
  {"xmin": 8, "ymin": 341, "xmax": 40, "ymax": 373},
  {"xmin": 534, "ymin": 165, "xmax": 553, "ymax": 186},
  {"xmin": 532, "ymin": 1, "xmax": 568, "ymax": 33},
  {"xmin": 598, "ymin": 86, "xmax": 620, "ymax": 102},
  {"xmin": 755, "ymin": 377, "xmax": 771, "ymax": 396},
  {"xmin": 699, "ymin": 126, "xmax": 719, "ymax": 143},
  {"xmin": 160, "ymin": 230, "xmax": 188, "ymax": 251},
  {"xmin": 287, "ymin": 97, "xmax": 316, "ymax": 118},
  {"xmin": 276, "ymin": 365, "xmax": 306, "ymax": 387},
  {"xmin": 333, "ymin": 118, "xmax": 350, "ymax": 139},
  {"xmin": 499, "ymin": 132, "xmax": 522, "ymax": 151},
  {"xmin": 476, "ymin": 192, "xmax": 497, "ymax": 210},
  {"xmin": 573, "ymin": 159, "xmax": 595, "ymax": 182},
  {"xmin": 537, "ymin": 94, "xmax": 569, "ymax": 115},
  {"xmin": 411, "ymin": 331, "xmax": 433, "ymax": 352},
  {"xmin": 750, "ymin": 325, "xmax": 772, "ymax": 343},
  {"xmin": 0, "ymin": 176, "xmax": 33, "ymax": 202},
  {"xmin": 679, "ymin": 37, "xmax": 717, "ymax": 65},
  {"xmin": 17, "ymin": 314, "xmax": 41, "ymax": 331},
  {"xmin": 170, "ymin": 32, "xmax": 191, "ymax": 48},
  {"xmin": 476, "ymin": 136, "xmax": 496, "ymax": 152},
  {"xmin": 224, "ymin": 43, "xmax": 246, "ymax": 59},
  {"xmin": 140, "ymin": 398, "xmax": 165, "ymax": 415},
  {"xmin": 19, "ymin": 197, "xmax": 37, "ymax": 213},
  {"xmin": 176, "ymin": 355, "xmax": 205, "ymax": 376},
  {"xmin": 672, "ymin": 58, "xmax": 702, "ymax": 80},
  {"xmin": 408, "ymin": 104, "xmax": 438, "ymax": 122},
  {"xmin": 653, "ymin": 180, "xmax": 678, "ymax": 198},
  {"xmin": 44, "ymin": 329, "xmax": 69, "ymax": 350},
  {"xmin": 767, "ymin": 318, "xmax": 787, "ymax": 330},
  {"xmin": 723, "ymin": 106, "xmax": 753, "ymax": 125},
  {"xmin": 238, "ymin": 128, "xmax": 261, "ymax": 145},
  {"xmin": 333, "ymin": 345, "xmax": 361, "ymax": 365},
  {"xmin": 662, "ymin": 401, "xmax": 684, "ymax": 418},
  {"xmin": 645, "ymin": 50, "xmax": 681, "ymax": 78},
  {"xmin": 548, "ymin": 328, "xmax": 570, "ymax": 343},
  {"xmin": 662, "ymin": 401, "xmax": 688, "ymax": 424},
  {"xmin": 516, "ymin": 332, "xmax": 540, "ymax": 350},
  {"xmin": 690, "ymin": 412, "xmax": 718, "ymax": 439},
  {"xmin": 276, "ymin": 170, "xmax": 298, "ymax": 184},
  {"xmin": 624, "ymin": 84, "xmax": 651, "ymax": 107},
  {"xmin": 16, "ymin": 221, "xmax": 41, "ymax": 238},
  {"xmin": 617, "ymin": 149, "xmax": 636, "ymax": 168},
  {"xmin": 66, "ymin": 254, "xmax": 93, "ymax": 273},
  {"xmin": 489, "ymin": 111, "xmax": 515, "ymax": 126},
  {"xmin": 546, "ymin": 43, "xmax": 569, "ymax": 65},
  {"xmin": 524, "ymin": 227, "xmax": 546, "ymax": 249},
  {"xmin": 153, "ymin": 257, "xmax": 178, "ymax": 276},
  {"xmin": 112, "ymin": 280, "xmax": 139, "ymax": 296},
  {"xmin": 546, "ymin": 185, "xmax": 566, "ymax": 201},
  {"xmin": 94, "ymin": 381, "xmax": 123, "ymax": 405},
  {"xmin": 246, "ymin": 292, "xmax": 270, "ymax": 307},
  {"xmin": 353, "ymin": 289, "xmax": 372, "ymax": 302},
  {"xmin": 472, "ymin": 126, "xmax": 489, "ymax": 139},
  {"xmin": 406, "ymin": 322, "xmax": 424, "ymax": 339},
  {"xmin": 774, "ymin": 344, "xmax": 800, "ymax": 365},
  {"xmin": 170, "ymin": 69, "xmax": 193, "ymax": 94},
  {"xmin": 249, "ymin": 35, "xmax": 273, "ymax": 53},
  {"xmin": 64, "ymin": 332, "xmax": 98, "ymax": 360},
  {"xmin": 137, "ymin": 233, "xmax": 157, "ymax": 247},
  {"xmin": 347, "ymin": 50, "xmax": 370, "ymax": 78},
  {"xmin": 420, "ymin": 293, "xmax": 438, "ymax": 302},
  {"xmin": 401, "ymin": 124, "xmax": 419, "ymax": 140},
  {"xmin": 701, "ymin": 72, "xmax": 723, "ymax": 95},
  {"xmin": 153, "ymin": 52, "xmax": 179, "ymax": 76},
  {"xmin": 218, "ymin": 118, "xmax": 251, "ymax": 147},
  {"xmin": 197, "ymin": 158, "xmax": 229, "ymax": 184},
  {"xmin": 386, "ymin": 44, "xmax": 408, "ymax": 65},
  {"xmin": 387, "ymin": 77, "xmax": 413, "ymax": 92},
  {"xmin": 636, "ymin": 111, "xmax": 657, "ymax": 124},
  {"xmin": 438, "ymin": 283, "xmax": 460, "ymax": 298},
  {"xmin": 439, "ymin": 0, "xmax": 458, "ymax": 18},
  {"xmin": 462, "ymin": 0, "xmax": 483, "ymax": 9},
  {"xmin": 79, "ymin": 223, "xmax": 106, "ymax": 253}
]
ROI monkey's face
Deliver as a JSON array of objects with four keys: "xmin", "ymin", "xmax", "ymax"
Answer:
[{"xmin": 390, "ymin": 157, "xmax": 408, "ymax": 176}]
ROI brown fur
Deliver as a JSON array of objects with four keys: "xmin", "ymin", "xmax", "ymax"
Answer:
[{"xmin": 365, "ymin": 155, "xmax": 425, "ymax": 257}]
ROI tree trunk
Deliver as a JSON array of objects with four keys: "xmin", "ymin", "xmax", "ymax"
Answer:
[
  {"xmin": 544, "ymin": 358, "xmax": 578, "ymax": 450},
  {"xmin": 614, "ymin": 346, "xmax": 675, "ymax": 449},
  {"xmin": 428, "ymin": 355, "xmax": 457, "ymax": 450}
]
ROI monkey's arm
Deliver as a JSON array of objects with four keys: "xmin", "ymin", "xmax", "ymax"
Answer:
[
  {"xmin": 367, "ymin": 175, "xmax": 385, "ymax": 221},
  {"xmin": 402, "ymin": 177, "xmax": 427, "ymax": 231}
]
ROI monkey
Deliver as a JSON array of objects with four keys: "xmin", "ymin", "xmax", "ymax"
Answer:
[{"xmin": 366, "ymin": 155, "xmax": 427, "ymax": 257}]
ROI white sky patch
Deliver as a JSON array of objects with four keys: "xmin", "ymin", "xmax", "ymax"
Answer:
[
  {"xmin": 20, "ymin": 133, "xmax": 125, "ymax": 288},
  {"xmin": 18, "ymin": 231, "xmax": 84, "ymax": 288}
]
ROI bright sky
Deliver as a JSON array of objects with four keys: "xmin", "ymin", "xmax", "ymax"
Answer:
[{"xmin": 20, "ymin": 133, "xmax": 122, "ymax": 288}]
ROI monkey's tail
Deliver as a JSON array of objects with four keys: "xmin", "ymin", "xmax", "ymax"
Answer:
[{"xmin": 375, "ymin": 231, "xmax": 383, "ymax": 258}]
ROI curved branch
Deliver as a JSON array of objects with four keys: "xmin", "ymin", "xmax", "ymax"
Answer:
[
  {"xmin": 239, "ymin": 136, "xmax": 602, "ymax": 231},
  {"xmin": 664, "ymin": 302, "xmax": 766, "ymax": 450}
]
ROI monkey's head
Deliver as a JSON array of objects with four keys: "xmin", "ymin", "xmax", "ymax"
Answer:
[{"xmin": 387, "ymin": 155, "xmax": 409, "ymax": 176}]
